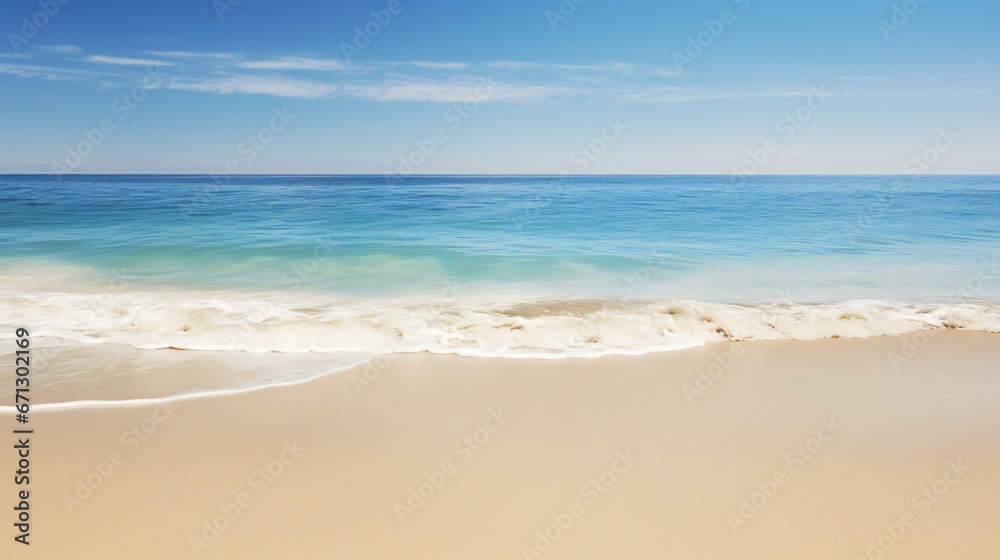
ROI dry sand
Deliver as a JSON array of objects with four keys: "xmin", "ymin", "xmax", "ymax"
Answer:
[{"xmin": 3, "ymin": 331, "xmax": 999, "ymax": 559}]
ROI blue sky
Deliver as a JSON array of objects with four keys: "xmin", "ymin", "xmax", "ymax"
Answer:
[{"xmin": 1, "ymin": 0, "xmax": 997, "ymax": 174}]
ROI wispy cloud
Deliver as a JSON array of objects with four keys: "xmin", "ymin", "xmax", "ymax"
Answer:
[
  {"xmin": 0, "ymin": 63, "xmax": 111, "ymax": 83},
  {"xmin": 620, "ymin": 86, "xmax": 808, "ymax": 103},
  {"xmin": 164, "ymin": 72, "xmax": 571, "ymax": 103},
  {"xmin": 144, "ymin": 50, "xmax": 238, "ymax": 59},
  {"xmin": 0, "ymin": 63, "xmax": 56, "ymax": 79},
  {"xmin": 404, "ymin": 61, "xmax": 471, "ymax": 70},
  {"xmin": 337, "ymin": 78, "xmax": 569, "ymax": 103},
  {"xmin": 87, "ymin": 55, "xmax": 174, "ymax": 66},
  {"xmin": 2, "ymin": 48, "xmax": 854, "ymax": 105},
  {"xmin": 485, "ymin": 61, "xmax": 635, "ymax": 71},
  {"xmin": 237, "ymin": 56, "xmax": 347, "ymax": 71},
  {"xmin": 39, "ymin": 44, "xmax": 82, "ymax": 54},
  {"xmin": 483, "ymin": 60, "xmax": 679, "ymax": 77},
  {"xmin": 167, "ymin": 74, "xmax": 338, "ymax": 99}
]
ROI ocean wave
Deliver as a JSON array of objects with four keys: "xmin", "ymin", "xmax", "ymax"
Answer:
[{"xmin": 2, "ymin": 291, "xmax": 999, "ymax": 359}]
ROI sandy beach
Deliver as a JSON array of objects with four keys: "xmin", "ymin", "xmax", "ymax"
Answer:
[
  {"xmin": 3, "ymin": 0, "xmax": 998, "ymax": 556},
  {"xmin": 4, "ymin": 330, "xmax": 998, "ymax": 559}
]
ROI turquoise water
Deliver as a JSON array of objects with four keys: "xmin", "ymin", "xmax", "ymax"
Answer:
[
  {"xmin": 2, "ymin": 174, "xmax": 999, "ymax": 299},
  {"xmin": 1, "ymin": 175, "xmax": 998, "ymax": 357}
]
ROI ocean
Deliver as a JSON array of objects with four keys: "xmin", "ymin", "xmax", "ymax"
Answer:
[{"xmin": 1, "ymin": 174, "xmax": 998, "ymax": 360}]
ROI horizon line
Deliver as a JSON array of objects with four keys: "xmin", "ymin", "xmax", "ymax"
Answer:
[{"xmin": 3, "ymin": 173, "xmax": 1000, "ymax": 178}]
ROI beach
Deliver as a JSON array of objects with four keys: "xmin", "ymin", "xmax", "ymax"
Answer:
[
  {"xmin": 6, "ymin": 330, "xmax": 998, "ymax": 559},
  {"xmin": 2, "ymin": 0, "xmax": 998, "ymax": 555}
]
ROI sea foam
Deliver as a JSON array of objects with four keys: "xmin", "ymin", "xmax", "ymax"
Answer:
[{"xmin": 2, "ymin": 291, "xmax": 998, "ymax": 359}]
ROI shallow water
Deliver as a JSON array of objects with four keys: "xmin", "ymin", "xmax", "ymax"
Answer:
[{"xmin": 1, "ymin": 175, "xmax": 998, "ymax": 360}]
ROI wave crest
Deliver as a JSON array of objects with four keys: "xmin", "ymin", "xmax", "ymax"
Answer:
[{"xmin": 2, "ymin": 292, "xmax": 999, "ymax": 358}]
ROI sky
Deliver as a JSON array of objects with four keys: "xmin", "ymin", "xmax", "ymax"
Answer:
[{"xmin": 0, "ymin": 0, "xmax": 998, "ymax": 175}]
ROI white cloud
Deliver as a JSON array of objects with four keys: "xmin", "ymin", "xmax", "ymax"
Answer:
[
  {"xmin": 404, "ymin": 61, "xmax": 471, "ymax": 70},
  {"xmin": 164, "ymin": 72, "xmax": 571, "ymax": 103},
  {"xmin": 144, "ymin": 50, "xmax": 238, "ymax": 59},
  {"xmin": 237, "ymin": 56, "xmax": 347, "ymax": 71},
  {"xmin": 39, "ymin": 44, "xmax": 82, "ymax": 54},
  {"xmin": 337, "ymin": 79, "xmax": 571, "ymax": 103},
  {"xmin": 485, "ymin": 60, "xmax": 632, "ymax": 71},
  {"xmin": 167, "ymin": 74, "xmax": 338, "ymax": 99},
  {"xmin": 484, "ymin": 60, "xmax": 680, "ymax": 77},
  {"xmin": 4, "ymin": 49, "xmax": 828, "ymax": 105},
  {"xmin": 646, "ymin": 69, "xmax": 684, "ymax": 77},
  {"xmin": 620, "ymin": 87, "xmax": 806, "ymax": 103},
  {"xmin": 87, "ymin": 55, "xmax": 174, "ymax": 66},
  {"xmin": 0, "ymin": 63, "xmax": 107, "ymax": 82},
  {"xmin": 0, "ymin": 63, "xmax": 52, "ymax": 79}
]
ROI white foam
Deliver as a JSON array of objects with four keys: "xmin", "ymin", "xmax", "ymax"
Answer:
[
  {"xmin": 1, "ymin": 290, "xmax": 998, "ymax": 360},
  {"xmin": 2, "ymin": 291, "xmax": 998, "ymax": 411},
  {"xmin": 0, "ymin": 347, "xmax": 372, "ymax": 412}
]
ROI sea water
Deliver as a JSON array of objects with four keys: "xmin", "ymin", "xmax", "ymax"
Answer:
[{"xmin": 1, "ymin": 174, "xmax": 998, "ymax": 359}]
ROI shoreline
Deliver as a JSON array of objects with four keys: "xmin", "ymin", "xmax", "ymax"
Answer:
[
  {"xmin": 4, "ymin": 281, "xmax": 1000, "ymax": 360},
  {"xmin": 1, "ymin": 326, "xmax": 996, "ymax": 410},
  {"xmin": 3, "ymin": 331, "xmax": 998, "ymax": 558}
]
